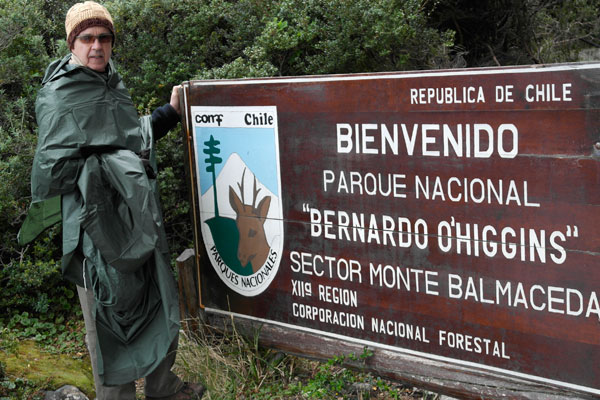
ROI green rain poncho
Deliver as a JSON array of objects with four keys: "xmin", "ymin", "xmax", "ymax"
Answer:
[{"xmin": 19, "ymin": 54, "xmax": 180, "ymax": 385}]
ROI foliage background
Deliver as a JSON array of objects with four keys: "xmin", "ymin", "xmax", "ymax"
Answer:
[{"xmin": 0, "ymin": 0, "xmax": 599, "ymax": 351}]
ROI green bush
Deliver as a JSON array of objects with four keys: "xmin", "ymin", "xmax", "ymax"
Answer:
[
  {"xmin": 530, "ymin": 0, "xmax": 600, "ymax": 63},
  {"xmin": 106, "ymin": 0, "xmax": 241, "ymax": 110},
  {"xmin": 0, "ymin": 0, "xmax": 76, "ymax": 330},
  {"xmin": 192, "ymin": 0, "xmax": 456, "ymax": 79},
  {"xmin": 0, "ymin": 0, "xmax": 50, "ymax": 260},
  {"xmin": 426, "ymin": 0, "xmax": 600, "ymax": 67}
]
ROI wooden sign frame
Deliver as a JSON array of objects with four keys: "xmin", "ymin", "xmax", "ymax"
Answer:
[{"xmin": 180, "ymin": 63, "xmax": 600, "ymax": 399}]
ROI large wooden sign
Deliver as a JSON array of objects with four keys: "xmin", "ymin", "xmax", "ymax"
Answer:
[{"xmin": 181, "ymin": 63, "xmax": 600, "ymax": 398}]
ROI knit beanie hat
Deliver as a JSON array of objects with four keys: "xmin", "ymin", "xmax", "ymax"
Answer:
[{"xmin": 65, "ymin": 1, "xmax": 115, "ymax": 48}]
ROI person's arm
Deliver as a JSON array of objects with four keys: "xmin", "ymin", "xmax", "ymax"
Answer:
[{"xmin": 151, "ymin": 85, "xmax": 182, "ymax": 141}]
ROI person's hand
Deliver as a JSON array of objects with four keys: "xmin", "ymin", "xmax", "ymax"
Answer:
[{"xmin": 170, "ymin": 84, "xmax": 182, "ymax": 115}]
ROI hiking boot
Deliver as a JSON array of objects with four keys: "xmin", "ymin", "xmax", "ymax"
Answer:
[{"xmin": 146, "ymin": 382, "xmax": 205, "ymax": 400}]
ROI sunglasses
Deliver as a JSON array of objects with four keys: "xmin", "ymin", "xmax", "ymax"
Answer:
[{"xmin": 75, "ymin": 33, "xmax": 113, "ymax": 44}]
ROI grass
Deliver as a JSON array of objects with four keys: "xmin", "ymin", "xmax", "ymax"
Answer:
[
  {"xmin": 1, "ymin": 316, "xmax": 440, "ymax": 400},
  {"xmin": 172, "ymin": 318, "xmax": 439, "ymax": 400}
]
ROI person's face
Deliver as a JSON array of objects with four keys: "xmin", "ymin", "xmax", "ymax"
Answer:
[{"xmin": 70, "ymin": 26, "xmax": 112, "ymax": 72}]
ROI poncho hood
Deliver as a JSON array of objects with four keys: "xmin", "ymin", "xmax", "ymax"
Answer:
[{"xmin": 31, "ymin": 54, "xmax": 143, "ymax": 202}]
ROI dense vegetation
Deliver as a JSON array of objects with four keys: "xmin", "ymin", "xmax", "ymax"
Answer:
[{"xmin": 1, "ymin": 0, "xmax": 599, "ymax": 396}]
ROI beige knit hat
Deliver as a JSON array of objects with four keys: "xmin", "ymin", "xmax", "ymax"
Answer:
[{"xmin": 65, "ymin": 1, "xmax": 115, "ymax": 48}]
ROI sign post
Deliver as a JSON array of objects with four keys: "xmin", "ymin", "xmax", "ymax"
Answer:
[{"xmin": 181, "ymin": 63, "xmax": 600, "ymax": 399}]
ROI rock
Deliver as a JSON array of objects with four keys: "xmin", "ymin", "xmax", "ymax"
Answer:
[
  {"xmin": 44, "ymin": 385, "xmax": 90, "ymax": 400},
  {"xmin": 351, "ymin": 382, "xmax": 372, "ymax": 392}
]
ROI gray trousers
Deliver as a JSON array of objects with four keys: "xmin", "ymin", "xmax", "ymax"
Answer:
[{"xmin": 77, "ymin": 285, "xmax": 183, "ymax": 400}]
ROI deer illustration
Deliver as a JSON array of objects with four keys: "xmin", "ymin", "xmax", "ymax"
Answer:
[{"xmin": 229, "ymin": 168, "xmax": 271, "ymax": 273}]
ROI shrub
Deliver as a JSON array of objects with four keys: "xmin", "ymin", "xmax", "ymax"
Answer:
[
  {"xmin": 426, "ymin": 0, "xmax": 600, "ymax": 67},
  {"xmin": 0, "ymin": 0, "xmax": 75, "ymax": 328},
  {"xmin": 0, "ymin": 0, "xmax": 50, "ymax": 266},
  {"xmin": 195, "ymin": 0, "xmax": 456, "ymax": 79}
]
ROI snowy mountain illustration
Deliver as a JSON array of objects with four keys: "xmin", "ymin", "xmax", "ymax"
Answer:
[{"xmin": 200, "ymin": 152, "xmax": 282, "ymax": 248}]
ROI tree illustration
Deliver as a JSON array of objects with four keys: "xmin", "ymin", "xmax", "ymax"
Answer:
[{"xmin": 203, "ymin": 135, "xmax": 222, "ymax": 216}]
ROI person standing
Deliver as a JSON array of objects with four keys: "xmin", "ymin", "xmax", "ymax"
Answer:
[{"xmin": 19, "ymin": 2, "xmax": 204, "ymax": 399}]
